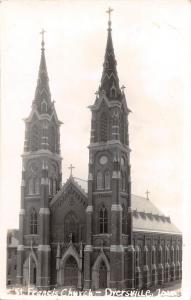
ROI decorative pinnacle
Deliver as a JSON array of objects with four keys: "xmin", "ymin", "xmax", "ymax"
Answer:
[
  {"xmin": 106, "ymin": 7, "xmax": 113, "ymax": 30},
  {"xmin": 40, "ymin": 29, "xmax": 46, "ymax": 50}
]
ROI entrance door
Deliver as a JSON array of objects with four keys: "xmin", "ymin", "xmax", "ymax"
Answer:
[
  {"xmin": 64, "ymin": 256, "xmax": 78, "ymax": 287},
  {"xmin": 99, "ymin": 261, "xmax": 107, "ymax": 289}
]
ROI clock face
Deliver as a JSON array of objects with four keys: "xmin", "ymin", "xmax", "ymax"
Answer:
[
  {"xmin": 121, "ymin": 157, "xmax": 125, "ymax": 166},
  {"xmin": 99, "ymin": 155, "xmax": 108, "ymax": 165}
]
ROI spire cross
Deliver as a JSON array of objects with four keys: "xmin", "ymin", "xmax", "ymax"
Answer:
[
  {"xmin": 145, "ymin": 190, "xmax": 150, "ymax": 200},
  {"xmin": 121, "ymin": 85, "xmax": 126, "ymax": 93},
  {"xmin": 106, "ymin": 7, "xmax": 113, "ymax": 28},
  {"xmin": 40, "ymin": 29, "xmax": 46, "ymax": 49},
  {"xmin": 68, "ymin": 164, "xmax": 75, "ymax": 176}
]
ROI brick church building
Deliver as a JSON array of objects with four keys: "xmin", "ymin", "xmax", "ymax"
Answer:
[{"xmin": 7, "ymin": 12, "xmax": 182, "ymax": 290}]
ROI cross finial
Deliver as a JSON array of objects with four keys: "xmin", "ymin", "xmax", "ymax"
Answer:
[
  {"xmin": 40, "ymin": 29, "xmax": 46, "ymax": 50},
  {"xmin": 68, "ymin": 164, "xmax": 75, "ymax": 177},
  {"xmin": 106, "ymin": 7, "xmax": 113, "ymax": 29},
  {"xmin": 145, "ymin": 190, "xmax": 150, "ymax": 200},
  {"xmin": 121, "ymin": 85, "xmax": 126, "ymax": 93}
]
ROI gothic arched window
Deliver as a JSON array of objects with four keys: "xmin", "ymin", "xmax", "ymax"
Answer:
[
  {"xmin": 31, "ymin": 125, "xmax": 39, "ymax": 151},
  {"xmin": 34, "ymin": 178, "xmax": 40, "ymax": 194},
  {"xmin": 120, "ymin": 113, "xmax": 125, "ymax": 144},
  {"xmin": 64, "ymin": 212, "xmax": 79, "ymax": 242},
  {"xmin": 97, "ymin": 171, "xmax": 103, "ymax": 190},
  {"xmin": 158, "ymin": 246, "xmax": 162, "ymax": 264},
  {"xmin": 165, "ymin": 246, "xmax": 170, "ymax": 264},
  {"xmin": 49, "ymin": 178, "xmax": 53, "ymax": 195},
  {"xmin": 135, "ymin": 246, "xmax": 140, "ymax": 267},
  {"xmin": 41, "ymin": 102, "xmax": 47, "ymax": 113},
  {"xmin": 152, "ymin": 246, "xmax": 156, "ymax": 265},
  {"xmin": 104, "ymin": 170, "xmax": 111, "ymax": 190},
  {"xmin": 171, "ymin": 246, "xmax": 174, "ymax": 263},
  {"xmin": 144, "ymin": 246, "xmax": 148, "ymax": 265},
  {"xmin": 176, "ymin": 245, "xmax": 180, "ymax": 263},
  {"xmin": 110, "ymin": 87, "xmax": 116, "ymax": 98},
  {"xmin": 28, "ymin": 178, "xmax": 34, "ymax": 195},
  {"xmin": 122, "ymin": 204, "xmax": 126, "ymax": 234},
  {"xmin": 100, "ymin": 112, "xmax": 108, "ymax": 142},
  {"xmin": 99, "ymin": 205, "xmax": 108, "ymax": 233},
  {"xmin": 30, "ymin": 208, "xmax": 37, "ymax": 234},
  {"xmin": 121, "ymin": 172, "xmax": 126, "ymax": 191},
  {"xmin": 49, "ymin": 126, "xmax": 56, "ymax": 153},
  {"xmin": 53, "ymin": 179, "xmax": 56, "ymax": 195}
]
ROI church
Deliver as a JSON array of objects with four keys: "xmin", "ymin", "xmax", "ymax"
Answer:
[{"xmin": 7, "ymin": 10, "xmax": 182, "ymax": 291}]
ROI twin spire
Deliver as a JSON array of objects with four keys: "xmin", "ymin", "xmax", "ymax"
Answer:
[
  {"xmin": 34, "ymin": 9, "xmax": 122, "ymax": 110},
  {"xmin": 34, "ymin": 29, "xmax": 51, "ymax": 111},
  {"xmin": 99, "ymin": 7, "xmax": 121, "ymax": 100}
]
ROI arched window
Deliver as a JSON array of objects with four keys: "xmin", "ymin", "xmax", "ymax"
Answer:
[
  {"xmin": 144, "ymin": 246, "xmax": 148, "ymax": 265},
  {"xmin": 135, "ymin": 246, "xmax": 140, "ymax": 267},
  {"xmin": 34, "ymin": 178, "xmax": 40, "ymax": 194},
  {"xmin": 110, "ymin": 87, "xmax": 116, "ymax": 98},
  {"xmin": 165, "ymin": 246, "xmax": 170, "ymax": 264},
  {"xmin": 49, "ymin": 126, "xmax": 56, "ymax": 153},
  {"xmin": 104, "ymin": 171, "xmax": 110, "ymax": 190},
  {"xmin": 99, "ymin": 205, "xmax": 108, "ymax": 233},
  {"xmin": 97, "ymin": 171, "xmax": 103, "ymax": 190},
  {"xmin": 100, "ymin": 112, "xmax": 108, "ymax": 142},
  {"xmin": 158, "ymin": 245, "xmax": 162, "ymax": 264},
  {"xmin": 30, "ymin": 208, "xmax": 37, "ymax": 234},
  {"xmin": 53, "ymin": 179, "xmax": 56, "ymax": 195},
  {"xmin": 171, "ymin": 246, "xmax": 174, "ymax": 263},
  {"xmin": 176, "ymin": 245, "xmax": 180, "ymax": 263},
  {"xmin": 31, "ymin": 125, "xmax": 39, "ymax": 151},
  {"xmin": 64, "ymin": 212, "xmax": 79, "ymax": 242},
  {"xmin": 122, "ymin": 204, "xmax": 126, "ymax": 234},
  {"xmin": 152, "ymin": 246, "xmax": 156, "ymax": 265},
  {"xmin": 28, "ymin": 178, "xmax": 34, "ymax": 195},
  {"xmin": 121, "ymin": 172, "xmax": 126, "ymax": 191},
  {"xmin": 49, "ymin": 178, "xmax": 53, "ymax": 195},
  {"xmin": 120, "ymin": 113, "xmax": 125, "ymax": 144},
  {"xmin": 41, "ymin": 102, "xmax": 47, "ymax": 113}
]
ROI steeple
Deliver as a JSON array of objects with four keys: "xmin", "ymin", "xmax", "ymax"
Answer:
[
  {"xmin": 33, "ymin": 29, "xmax": 52, "ymax": 111},
  {"xmin": 99, "ymin": 8, "xmax": 121, "ymax": 100}
]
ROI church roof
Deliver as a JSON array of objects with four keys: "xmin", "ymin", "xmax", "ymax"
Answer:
[
  {"xmin": 73, "ymin": 177, "xmax": 181, "ymax": 235},
  {"xmin": 131, "ymin": 195, "xmax": 181, "ymax": 235}
]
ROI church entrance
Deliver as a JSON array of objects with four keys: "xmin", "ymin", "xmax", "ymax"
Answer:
[
  {"xmin": 23, "ymin": 255, "xmax": 37, "ymax": 286},
  {"xmin": 64, "ymin": 256, "xmax": 78, "ymax": 287},
  {"xmin": 99, "ymin": 261, "xmax": 107, "ymax": 289}
]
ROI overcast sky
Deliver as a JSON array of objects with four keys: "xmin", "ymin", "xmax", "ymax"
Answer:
[{"xmin": 0, "ymin": 0, "xmax": 191, "ymax": 294}]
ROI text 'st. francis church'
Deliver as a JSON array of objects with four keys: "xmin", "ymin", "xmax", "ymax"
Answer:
[{"xmin": 7, "ymin": 8, "xmax": 182, "ymax": 291}]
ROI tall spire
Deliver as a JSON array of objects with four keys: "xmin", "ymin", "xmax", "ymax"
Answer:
[
  {"xmin": 34, "ymin": 29, "xmax": 51, "ymax": 109},
  {"xmin": 99, "ymin": 8, "xmax": 121, "ymax": 100}
]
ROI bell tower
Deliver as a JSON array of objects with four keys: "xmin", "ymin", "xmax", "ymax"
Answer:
[
  {"xmin": 84, "ymin": 9, "xmax": 133, "ymax": 290},
  {"xmin": 16, "ymin": 30, "xmax": 62, "ymax": 289}
]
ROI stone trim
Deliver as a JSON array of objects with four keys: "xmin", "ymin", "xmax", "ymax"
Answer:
[
  {"xmin": 19, "ymin": 209, "xmax": 25, "ymax": 215},
  {"xmin": 39, "ymin": 208, "xmax": 50, "ymax": 215},
  {"xmin": 41, "ymin": 178, "xmax": 49, "ymax": 185},
  {"xmin": 112, "ymin": 171, "xmax": 121, "ymax": 179},
  {"xmin": 84, "ymin": 245, "xmax": 93, "ymax": 252},
  {"xmin": 21, "ymin": 180, "xmax": 25, "ymax": 187},
  {"xmin": 38, "ymin": 245, "xmax": 51, "ymax": 252},
  {"xmin": 17, "ymin": 245, "xmax": 24, "ymax": 251},
  {"xmin": 86, "ymin": 206, "xmax": 93, "ymax": 212},
  {"xmin": 111, "ymin": 204, "xmax": 122, "ymax": 211},
  {"xmin": 110, "ymin": 245, "xmax": 124, "ymax": 252},
  {"xmin": 88, "ymin": 173, "xmax": 93, "ymax": 181}
]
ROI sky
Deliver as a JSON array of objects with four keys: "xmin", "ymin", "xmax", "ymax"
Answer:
[{"xmin": 0, "ymin": 0, "xmax": 191, "ymax": 296}]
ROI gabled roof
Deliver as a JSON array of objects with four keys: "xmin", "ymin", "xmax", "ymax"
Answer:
[
  {"xmin": 50, "ymin": 176, "xmax": 87, "ymax": 207},
  {"xmin": 131, "ymin": 195, "xmax": 181, "ymax": 235}
]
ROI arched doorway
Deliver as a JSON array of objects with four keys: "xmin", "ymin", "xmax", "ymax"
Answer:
[
  {"xmin": 23, "ymin": 255, "xmax": 37, "ymax": 286},
  {"xmin": 99, "ymin": 261, "xmax": 107, "ymax": 289},
  {"xmin": 64, "ymin": 256, "xmax": 78, "ymax": 287}
]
